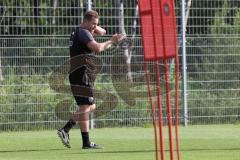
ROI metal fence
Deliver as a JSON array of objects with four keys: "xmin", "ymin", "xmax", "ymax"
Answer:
[
  {"xmin": 185, "ymin": 0, "xmax": 240, "ymax": 124},
  {"xmin": 0, "ymin": 0, "xmax": 240, "ymax": 131}
]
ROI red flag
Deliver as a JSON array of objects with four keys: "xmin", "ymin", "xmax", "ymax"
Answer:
[
  {"xmin": 139, "ymin": 0, "xmax": 178, "ymax": 61},
  {"xmin": 139, "ymin": 0, "xmax": 164, "ymax": 60},
  {"xmin": 160, "ymin": 0, "xmax": 178, "ymax": 58}
]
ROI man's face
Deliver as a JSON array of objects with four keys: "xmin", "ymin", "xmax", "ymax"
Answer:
[{"xmin": 86, "ymin": 18, "xmax": 99, "ymax": 33}]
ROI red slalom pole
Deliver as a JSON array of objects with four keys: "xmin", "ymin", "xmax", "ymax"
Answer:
[
  {"xmin": 155, "ymin": 61, "xmax": 165, "ymax": 160},
  {"xmin": 148, "ymin": 0, "xmax": 165, "ymax": 158},
  {"xmin": 144, "ymin": 62, "xmax": 159, "ymax": 160},
  {"xmin": 174, "ymin": 56, "xmax": 181, "ymax": 160},
  {"xmin": 163, "ymin": 59, "xmax": 174, "ymax": 160},
  {"xmin": 139, "ymin": 0, "xmax": 180, "ymax": 159}
]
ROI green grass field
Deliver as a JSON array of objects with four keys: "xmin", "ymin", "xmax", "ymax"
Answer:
[{"xmin": 0, "ymin": 125, "xmax": 240, "ymax": 160}]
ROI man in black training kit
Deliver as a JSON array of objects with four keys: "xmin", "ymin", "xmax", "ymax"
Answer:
[{"xmin": 57, "ymin": 10, "xmax": 124, "ymax": 149}]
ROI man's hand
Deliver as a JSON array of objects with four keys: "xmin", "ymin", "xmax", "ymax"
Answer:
[
  {"xmin": 93, "ymin": 26, "xmax": 106, "ymax": 36},
  {"xmin": 110, "ymin": 33, "xmax": 126, "ymax": 45}
]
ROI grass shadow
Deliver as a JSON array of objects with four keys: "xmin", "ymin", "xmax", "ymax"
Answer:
[{"xmin": 0, "ymin": 148, "xmax": 65, "ymax": 153}]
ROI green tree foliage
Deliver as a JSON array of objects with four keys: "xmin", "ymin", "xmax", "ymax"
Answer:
[
  {"xmin": 0, "ymin": 0, "xmax": 84, "ymax": 35},
  {"xmin": 187, "ymin": 1, "xmax": 224, "ymax": 35},
  {"xmin": 188, "ymin": 1, "xmax": 240, "ymax": 89},
  {"xmin": 186, "ymin": 1, "xmax": 240, "ymax": 124}
]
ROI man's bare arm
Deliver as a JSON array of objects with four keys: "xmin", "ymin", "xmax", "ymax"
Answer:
[{"xmin": 87, "ymin": 34, "xmax": 125, "ymax": 53}]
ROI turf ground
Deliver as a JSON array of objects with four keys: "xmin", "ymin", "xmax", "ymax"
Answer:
[{"xmin": 0, "ymin": 125, "xmax": 240, "ymax": 160}]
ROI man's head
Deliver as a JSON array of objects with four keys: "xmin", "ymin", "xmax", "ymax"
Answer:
[{"xmin": 83, "ymin": 10, "xmax": 99, "ymax": 33}]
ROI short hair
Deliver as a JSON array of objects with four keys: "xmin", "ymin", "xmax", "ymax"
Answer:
[{"xmin": 83, "ymin": 10, "xmax": 99, "ymax": 21}]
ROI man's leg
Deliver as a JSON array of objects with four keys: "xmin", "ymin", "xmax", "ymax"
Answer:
[
  {"xmin": 57, "ymin": 118, "xmax": 75, "ymax": 148},
  {"xmin": 57, "ymin": 101, "xmax": 102, "ymax": 149},
  {"xmin": 56, "ymin": 105, "xmax": 92, "ymax": 149},
  {"xmin": 74, "ymin": 104, "xmax": 94, "ymax": 148},
  {"xmin": 74, "ymin": 104, "xmax": 103, "ymax": 149},
  {"xmin": 74, "ymin": 104, "xmax": 92, "ymax": 147},
  {"xmin": 62, "ymin": 119, "xmax": 76, "ymax": 133}
]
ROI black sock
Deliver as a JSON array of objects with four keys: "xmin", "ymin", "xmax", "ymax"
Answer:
[
  {"xmin": 81, "ymin": 132, "xmax": 90, "ymax": 146},
  {"xmin": 63, "ymin": 119, "xmax": 76, "ymax": 133}
]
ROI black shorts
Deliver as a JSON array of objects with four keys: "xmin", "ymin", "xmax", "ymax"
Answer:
[
  {"xmin": 69, "ymin": 70, "xmax": 95, "ymax": 106},
  {"xmin": 72, "ymin": 96, "xmax": 95, "ymax": 105}
]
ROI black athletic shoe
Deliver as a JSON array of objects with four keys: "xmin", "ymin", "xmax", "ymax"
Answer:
[
  {"xmin": 82, "ymin": 142, "xmax": 104, "ymax": 149},
  {"xmin": 57, "ymin": 129, "xmax": 71, "ymax": 148}
]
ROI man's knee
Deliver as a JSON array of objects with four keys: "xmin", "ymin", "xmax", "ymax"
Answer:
[
  {"xmin": 90, "ymin": 104, "xmax": 96, "ymax": 112},
  {"xmin": 78, "ymin": 104, "xmax": 95, "ymax": 114}
]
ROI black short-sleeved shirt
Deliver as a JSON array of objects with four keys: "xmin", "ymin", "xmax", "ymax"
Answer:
[
  {"xmin": 69, "ymin": 27, "xmax": 94, "ymax": 86},
  {"xmin": 69, "ymin": 27, "xmax": 94, "ymax": 57}
]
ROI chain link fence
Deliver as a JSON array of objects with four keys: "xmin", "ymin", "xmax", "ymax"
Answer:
[{"xmin": 0, "ymin": 0, "xmax": 240, "ymax": 131}]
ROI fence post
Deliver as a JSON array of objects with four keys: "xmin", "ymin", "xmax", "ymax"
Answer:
[
  {"xmin": 86, "ymin": 0, "xmax": 94, "ymax": 129},
  {"xmin": 87, "ymin": 0, "xmax": 92, "ymax": 11},
  {"xmin": 181, "ymin": 0, "xmax": 188, "ymax": 126}
]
